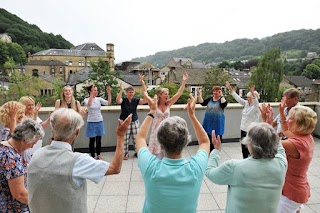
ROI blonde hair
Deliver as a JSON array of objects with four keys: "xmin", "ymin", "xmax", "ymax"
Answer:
[
  {"xmin": 0, "ymin": 101, "xmax": 26, "ymax": 126},
  {"xmin": 60, "ymin": 85, "xmax": 78, "ymax": 111},
  {"xmin": 156, "ymin": 87, "xmax": 169, "ymax": 105},
  {"xmin": 289, "ymin": 106, "xmax": 317, "ymax": 135},
  {"xmin": 19, "ymin": 96, "xmax": 35, "ymax": 118}
]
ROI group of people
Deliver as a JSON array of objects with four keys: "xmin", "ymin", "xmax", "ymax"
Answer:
[{"xmin": 0, "ymin": 74, "xmax": 318, "ymax": 213}]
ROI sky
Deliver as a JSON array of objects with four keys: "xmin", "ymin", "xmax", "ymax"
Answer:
[{"xmin": 1, "ymin": 0, "xmax": 320, "ymax": 62}]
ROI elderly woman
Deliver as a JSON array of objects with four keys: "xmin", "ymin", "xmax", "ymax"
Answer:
[
  {"xmin": 136, "ymin": 93, "xmax": 210, "ymax": 213},
  {"xmin": 225, "ymin": 82, "xmax": 260, "ymax": 158},
  {"xmin": 277, "ymin": 104, "xmax": 317, "ymax": 212},
  {"xmin": 0, "ymin": 119, "xmax": 44, "ymax": 212},
  {"xmin": 205, "ymin": 122, "xmax": 287, "ymax": 212}
]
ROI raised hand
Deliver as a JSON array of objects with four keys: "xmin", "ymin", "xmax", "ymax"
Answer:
[
  {"xmin": 107, "ymin": 86, "xmax": 111, "ymax": 94},
  {"xmin": 183, "ymin": 71, "xmax": 189, "ymax": 82},
  {"xmin": 80, "ymin": 106, "xmax": 88, "ymax": 117},
  {"xmin": 225, "ymin": 81, "xmax": 232, "ymax": 91},
  {"xmin": 116, "ymin": 114, "xmax": 132, "ymax": 137},
  {"xmin": 8, "ymin": 102, "xmax": 18, "ymax": 118},
  {"xmin": 279, "ymin": 97, "xmax": 286, "ymax": 113},
  {"xmin": 34, "ymin": 102, "xmax": 42, "ymax": 114},
  {"xmin": 250, "ymin": 84, "xmax": 255, "ymax": 96},
  {"xmin": 119, "ymin": 82, "xmax": 124, "ymax": 91},
  {"xmin": 186, "ymin": 94, "xmax": 197, "ymax": 116},
  {"xmin": 211, "ymin": 130, "xmax": 221, "ymax": 150}
]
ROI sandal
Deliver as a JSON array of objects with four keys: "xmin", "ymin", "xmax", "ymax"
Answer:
[{"xmin": 123, "ymin": 152, "xmax": 129, "ymax": 160}]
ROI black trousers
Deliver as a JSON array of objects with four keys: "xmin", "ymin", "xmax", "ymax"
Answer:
[
  {"xmin": 207, "ymin": 133, "xmax": 223, "ymax": 152},
  {"xmin": 241, "ymin": 130, "xmax": 250, "ymax": 159},
  {"xmin": 89, "ymin": 136, "xmax": 101, "ymax": 157}
]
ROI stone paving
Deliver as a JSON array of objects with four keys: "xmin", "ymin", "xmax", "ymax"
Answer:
[{"xmin": 87, "ymin": 137, "xmax": 320, "ymax": 213}]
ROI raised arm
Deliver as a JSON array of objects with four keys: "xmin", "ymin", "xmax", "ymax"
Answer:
[
  {"xmin": 167, "ymin": 71, "xmax": 188, "ymax": 106},
  {"xmin": 279, "ymin": 98, "xmax": 295, "ymax": 138},
  {"xmin": 136, "ymin": 94, "xmax": 157, "ymax": 155},
  {"xmin": 107, "ymin": 86, "xmax": 112, "ymax": 106},
  {"xmin": 226, "ymin": 81, "xmax": 246, "ymax": 105},
  {"xmin": 116, "ymin": 82, "xmax": 124, "ymax": 104},
  {"xmin": 106, "ymin": 114, "xmax": 132, "ymax": 175},
  {"xmin": 8, "ymin": 102, "xmax": 18, "ymax": 134},
  {"xmin": 87, "ymin": 85, "xmax": 95, "ymax": 106},
  {"xmin": 138, "ymin": 74, "xmax": 148, "ymax": 105},
  {"xmin": 197, "ymin": 88, "xmax": 204, "ymax": 104},
  {"xmin": 54, "ymin": 99, "xmax": 60, "ymax": 109},
  {"xmin": 186, "ymin": 94, "xmax": 210, "ymax": 155}
]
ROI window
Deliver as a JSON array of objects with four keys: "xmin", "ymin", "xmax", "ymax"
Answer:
[
  {"xmin": 65, "ymin": 60, "xmax": 69, "ymax": 65},
  {"xmin": 190, "ymin": 86, "xmax": 201, "ymax": 96},
  {"xmin": 59, "ymin": 67, "xmax": 63, "ymax": 74},
  {"xmin": 86, "ymin": 61, "xmax": 90, "ymax": 67},
  {"xmin": 69, "ymin": 61, "xmax": 72, "ymax": 66}
]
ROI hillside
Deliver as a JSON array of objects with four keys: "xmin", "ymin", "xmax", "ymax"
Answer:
[
  {"xmin": 132, "ymin": 29, "xmax": 320, "ymax": 67},
  {"xmin": 0, "ymin": 8, "xmax": 73, "ymax": 54}
]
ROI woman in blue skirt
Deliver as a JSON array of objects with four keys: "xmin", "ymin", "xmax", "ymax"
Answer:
[{"xmin": 84, "ymin": 85, "xmax": 111, "ymax": 159}]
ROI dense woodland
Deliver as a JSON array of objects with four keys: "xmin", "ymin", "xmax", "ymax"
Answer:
[
  {"xmin": 132, "ymin": 29, "xmax": 320, "ymax": 67},
  {"xmin": 0, "ymin": 8, "xmax": 73, "ymax": 55}
]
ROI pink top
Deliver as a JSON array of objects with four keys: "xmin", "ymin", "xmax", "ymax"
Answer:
[
  {"xmin": 282, "ymin": 134, "xmax": 314, "ymax": 203},
  {"xmin": 148, "ymin": 108, "xmax": 170, "ymax": 155}
]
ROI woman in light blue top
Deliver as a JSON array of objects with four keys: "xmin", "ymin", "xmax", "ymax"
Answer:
[
  {"xmin": 225, "ymin": 82, "xmax": 260, "ymax": 158},
  {"xmin": 205, "ymin": 122, "xmax": 287, "ymax": 213},
  {"xmin": 136, "ymin": 93, "xmax": 210, "ymax": 213}
]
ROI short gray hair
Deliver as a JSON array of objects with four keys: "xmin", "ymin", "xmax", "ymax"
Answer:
[
  {"xmin": 242, "ymin": 122, "xmax": 279, "ymax": 159},
  {"xmin": 11, "ymin": 118, "xmax": 45, "ymax": 144},
  {"xmin": 157, "ymin": 116, "xmax": 190, "ymax": 154},
  {"xmin": 50, "ymin": 108, "xmax": 84, "ymax": 141}
]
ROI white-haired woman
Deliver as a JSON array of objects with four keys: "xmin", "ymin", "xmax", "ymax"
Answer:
[
  {"xmin": 0, "ymin": 119, "xmax": 44, "ymax": 213},
  {"xmin": 205, "ymin": 122, "xmax": 287, "ymax": 212},
  {"xmin": 225, "ymin": 82, "xmax": 260, "ymax": 158}
]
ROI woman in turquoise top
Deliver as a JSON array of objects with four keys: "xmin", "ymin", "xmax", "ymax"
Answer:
[
  {"xmin": 205, "ymin": 123, "xmax": 287, "ymax": 213},
  {"xmin": 136, "ymin": 93, "xmax": 210, "ymax": 213}
]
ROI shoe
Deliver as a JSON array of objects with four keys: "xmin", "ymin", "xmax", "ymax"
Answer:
[
  {"xmin": 133, "ymin": 152, "xmax": 137, "ymax": 158},
  {"xmin": 97, "ymin": 155, "xmax": 103, "ymax": 160},
  {"xmin": 123, "ymin": 152, "xmax": 129, "ymax": 160}
]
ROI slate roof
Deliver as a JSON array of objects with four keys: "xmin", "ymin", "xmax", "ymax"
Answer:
[
  {"xmin": 284, "ymin": 76, "xmax": 313, "ymax": 87},
  {"xmin": 67, "ymin": 67, "xmax": 91, "ymax": 86},
  {"xmin": 32, "ymin": 43, "xmax": 105, "ymax": 57},
  {"xmin": 26, "ymin": 60, "xmax": 66, "ymax": 66},
  {"xmin": 118, "ymin": 71, "xmax": 141, "ymax": 86},
  {"xmin": 172, "ymin": 68, "xmax": 207, "ymax": 85}
]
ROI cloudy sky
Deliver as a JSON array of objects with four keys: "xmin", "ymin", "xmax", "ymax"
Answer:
[{"xmin": 2, "ymin": 0, "xmax": 320, "ymax": 61}]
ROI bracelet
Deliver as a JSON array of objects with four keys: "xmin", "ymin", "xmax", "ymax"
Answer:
[{"xmin": 147, "ymin": 113, "xmax": 154, "ymax": 119}]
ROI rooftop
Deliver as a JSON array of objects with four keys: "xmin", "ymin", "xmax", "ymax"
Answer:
[{"xmin": 86, "ymin": 137, "xmax": 320, "ymax": 213}]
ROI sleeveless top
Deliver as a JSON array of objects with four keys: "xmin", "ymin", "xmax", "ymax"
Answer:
[{"xmin": 148, "ymin": 108, "xmax": 170, "ymax": 154}]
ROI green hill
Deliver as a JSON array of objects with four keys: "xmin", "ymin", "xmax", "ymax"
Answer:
[
  {"xmin": 132, "ymin": 29, "xmax": 320, "ymax": 67},
  {"xmin": 0, "ymin": 8, "xmax": 73, "ymax": 54}
]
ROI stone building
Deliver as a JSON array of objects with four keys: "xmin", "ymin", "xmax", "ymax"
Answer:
[{"xmin": 26, "ymin": 43, "xmax": 115, "ymax": 83}]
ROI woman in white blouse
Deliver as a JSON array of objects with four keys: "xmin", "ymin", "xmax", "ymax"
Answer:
[{"xmin": 225, "ymin": 81, "xmax": 260, "ymax": 158}]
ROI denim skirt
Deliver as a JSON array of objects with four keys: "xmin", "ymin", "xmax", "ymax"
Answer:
[{"xmin": 86, "ymin": 121, "xmax": 105, "ymax": 137}]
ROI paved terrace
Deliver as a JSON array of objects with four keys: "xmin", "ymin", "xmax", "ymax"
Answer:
[{"xmin": 86, "ymin": 137, "xmax": 320, "ymax": 213}]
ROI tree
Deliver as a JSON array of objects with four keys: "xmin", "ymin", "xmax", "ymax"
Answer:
[
  {"xmin": 0, "ymin": 70, "xmax": 45, "ymax": 105},
  {"xmin": 249, "ymin": 48, "xmax": 284, "ymax": 102},
  {"xmin": 302, "ymin": 63, "xmax": 320, "ymax": 79},
  {"xmin": 203, "ymin": 68, "xmax": 231, "ymax": 98},
  {"xmin": 77, "ymin": 59, "xmax": 119, "ymax": 104}
]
